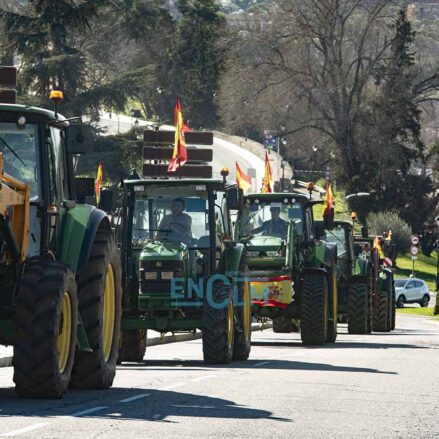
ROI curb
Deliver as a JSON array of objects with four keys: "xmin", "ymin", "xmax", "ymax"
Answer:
[{"xmin": 0, "ymin": 322, "xmax": 273, "ymax": 368}]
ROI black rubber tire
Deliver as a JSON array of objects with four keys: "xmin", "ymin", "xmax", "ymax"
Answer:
[
  {"xmin": 202, "ymin": 282, "xmax": 234, "ymax": 364},
  {"xmin": 391, "ymin": 287, "xmax": 396, "ymax": 330},
  {"xmin": 396, "ymin": 294, "xmax": 405, "ymax": 309},
  {"xmin": 420, "ymin": 295, "xmax": 430, "ymax": 308},
  {"xmin": 233, "ymin": 258, "xmax": 251, "ymax": 361},
  {"xmin": 70, "ymin": 230, "xmax": 122, "ymax": 389},
  {"xmin": 366, "ymin": 267, "xmax": 374, "ymax": 334},
  {"xmin": 119, "ymin": 330, "xmax": 147, "ymax": 363},
  {"xmin": 273, "ymin": 317, "xmax": 294, "ymax": 333},
  {"xmin": 373, "ymin": 290, "xmax": 389, "ymax": 332},
  {"xmin": 300, "ymin": 271, "xmax": 328, "ymax": 346},
  {"xmin": 326, "ymin": 265, "xmax": 338, "ymax": 343},
  {"xmin": 13, "ymin": 262, "xmax": 78, "ymax": 398},
  {"xmin": 347, "ymin": 282, "xmax": 369, "ymax": 334}
]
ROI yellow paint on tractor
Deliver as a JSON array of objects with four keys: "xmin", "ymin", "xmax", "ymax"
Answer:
[
  {"xmin": 57, "ymin": 292, "xmax": 72, "ymax": 373},
  {"xmin": 102, "ymin": 264, "xmax": 116, "ymax": 362}
]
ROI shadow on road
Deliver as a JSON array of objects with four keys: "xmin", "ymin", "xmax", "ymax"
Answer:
[{"xmin": 0, "ymin": 387, "xmax": 290, "ymax": 423}]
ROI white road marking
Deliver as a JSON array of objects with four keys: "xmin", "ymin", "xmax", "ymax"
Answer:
[
  {"xmin": 253, "ymin": 361, "xmax": 271, "ymax": 367},
  {"xmin": 191, "ymin": 375, "xmax": 217, "ymax": 382},
  {"xmin": 160, "ymin": 382, "xmax": 186, "ymax": 390},
  {"xmin": 1, "ymin": 423, "xmax": 49, "ymax": 437},
  {"xmin": 118, "ymin": 393, "xmax": 150, "ymax": 403},
  {"xmin": 67, "ymin": 406, "xmax": 108, "ymax": 417}
]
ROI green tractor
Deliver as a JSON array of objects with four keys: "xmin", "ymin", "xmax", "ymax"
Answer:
[
  {"xmin": 118, "ymin": 130, "xmax": 251, "ymax": 364},
  {"xmin": 315, "ymin": 220, "xmax": 372, "ymax": 334},
  {"xmin": 235, "ymin": 189, "xmax": 338, "ymax": 345},
  {"xmin": 0, "ymin": 71, "xmax": 121, "ymax": 398}
]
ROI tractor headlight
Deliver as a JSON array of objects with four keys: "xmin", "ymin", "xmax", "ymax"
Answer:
[
  {"xmin": 144, "ymin": 271, "xmax": 158, "ymax": 280},
  {"xmin": 161, "ymin": 271, "xmax": 174, "ymax": 280}
]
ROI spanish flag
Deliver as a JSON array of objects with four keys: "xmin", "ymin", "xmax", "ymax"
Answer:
[
  {"xmin": 262, "ymin": 151, "xmax": 273, "ymax": 193},
  {"xmin": 373, "ymin": 236, "xmax": 385, "ymax": 259},
  {"xmin": 95, "ymin": 161, "xmax": 103, "ymax": 205},
  {"xmin": 168, "ymin": 97, "xmax": 188, "ymax": 172},
  {"xmin": 236, "ymin": 162, "xmax": 252, "ymax": 193},
  {"xmin": 323, "ymin": 181, "xmax": 334, "ymax": 218}
]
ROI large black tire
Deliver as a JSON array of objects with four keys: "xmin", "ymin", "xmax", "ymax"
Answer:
[
  {"xmin": 119, "ymin": 330, "xmax": 147, "ymax": 363},
  {"xmin": 347, "ymin": 282, "xmax": 369, "ymax": 334},
  {"xmin": 391, "ymin": 287, "xmax": 396, "ymax": 330},
  {"xmin": 13, "ymin": 262, "xmax": 78, "ymax": 398},
  {"xmin": 202, "ymin": 282, "xmax": 234, "ymax": 364},
  {"xmin": 326, "ymin": 264, "xmax": 338, "ymax": 343},
  {"xmin": 70, "ymin": 230, "xmax": 122, "ymax": 389},
  {"xmin": 366, "ymin": 267, "xmax": 374, "ymax": 334},
  {"xmin": 373, "ymin": 290, "xmax": 389, "ymax": 332},
  {"xmin": 300, "ymin": 271, "xmax": 328, "ymax": 346},
  {"xmin": 273, "ymin": 317, "xmax": 294, "ymax": 333},
  {"xmin": 233, "ymin": 258, "xmax": 251, "ymax": 361}
]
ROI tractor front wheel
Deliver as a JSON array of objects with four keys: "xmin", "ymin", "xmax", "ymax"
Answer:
[
  {"xmin": 273, "ymin": 317, "xmax": 294, "ymax": 333},
  {"xmin": 347, "ymin": 282, "xmax": 369, "ymax": 334},
  {"xmin": 70, "ymin": 230, "xmax": 122, "ymax": 389},
  {"xmin": 373, "ymin": 290, "xmax": 390, "ymax": 332},
  {"xmin": 119, "ymin": 330, "xmax": 147, "ymax": 363},
  {"xmin": 300, "ymin": 271, "xmax": 328, "ymax": 346},
  {"xmin": 233, "ymin": 265, "xmax": 251, "ymax": 361},
  {"xmin": 14, "ymin": 262, "xmax": 78, "ymax": 398}
]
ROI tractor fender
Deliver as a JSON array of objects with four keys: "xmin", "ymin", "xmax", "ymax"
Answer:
[
  {"xmin": 303, "ymin": 267, "xmax": 328, "ymax": 277},
  {"xmin": 77, "ymin": 207, "xmax": 111, "ymax": 272},
  {"xmin": 221, "ymin": 242, "xmax": 245, "ymax": 278}
]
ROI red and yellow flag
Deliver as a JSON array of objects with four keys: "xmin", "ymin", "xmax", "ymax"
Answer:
[
  {"xmin": 262, "ymin": 151, "xmax": 273, "ymax": 193},
  {"xmin": 168, "ymin": 97, "xmax": 188, "ymax": 172},
  {"xmin": 236, "ymin": 162, "xmax": 252, "ymax": 193},
  {"xmin": 373, "ymin": 236, "xmax": 385, "ymax": 259},
  {"xmin": 95, "ymin": 161, "xmax": 103, "ymax": 205},
  {"xmin": 323, "ymin": 181, "xmax": 334, "ymax": 218}
]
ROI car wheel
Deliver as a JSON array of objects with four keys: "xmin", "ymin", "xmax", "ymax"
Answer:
[
  {"xmin": 420, "ymin": 294, "xmax": 430, "ymax": 308},
  {"xmin": 396, "ymin": 295, "xmax": 405, "ymax": 308}
]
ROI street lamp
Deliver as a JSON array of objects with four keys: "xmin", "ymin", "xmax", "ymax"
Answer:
[
  {"xmin": 343, "ymin": 192, "xmax": 370, "ymax": 220},
  {"xmin": 312, "ymin": 145, "xmax": 318, "ymax": 181}
]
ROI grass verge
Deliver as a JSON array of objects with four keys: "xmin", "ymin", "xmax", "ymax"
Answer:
[
  {"xmin": 396, "ymin": 307, "xmax": 439, "ymax": 320},
  {"xmin": 394, "ymin": 252, "xmax": 437, "ymax": 292}
]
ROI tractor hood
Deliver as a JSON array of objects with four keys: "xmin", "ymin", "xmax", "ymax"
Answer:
[
  {"xmin": 139, "ymin": 241, "xmax": 187, "ymax": 262},
  {"xmin": 246, "ymin": 236, "xmax": 284, "ymax": 252}
]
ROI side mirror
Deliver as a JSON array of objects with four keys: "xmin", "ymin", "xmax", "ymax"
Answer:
[
  {"xmin": 66, "ymin": 123, "xmax": 86, "ymax": 155},
  {"xmin": 99, "ymin": 188, "xmax": 114, "ymax": 213},
  {"xmin": 75, "ymin": 177, "xmax": 95, "ymax": 203},
  {"xmin": 361, "ymin": 226, "xmax": 369, "ymax": 239},
  {"xmin": 226, "ymin": 187, "xmax": 243, "ymax": 211}
]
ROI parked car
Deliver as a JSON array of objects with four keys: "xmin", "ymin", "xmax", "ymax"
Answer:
[{"xmin": 394, "ymin": 278, "xmax": 430, "ymax": 308}]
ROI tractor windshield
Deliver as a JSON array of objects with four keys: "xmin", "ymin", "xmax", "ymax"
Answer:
[
  {"xmin": 0, "ymin": 122, "xmax": 40, "ymax": 199},
  {"xmin": 324, "ymin": 226, "xmax": 346, "ymax": 256},
  {"xmin": 240, "ymin": 199, "xmax": 304, "ymax": 239},
  {"xmin": 132, "ymin": 185, "xmax": 211, "ymax": 248}
]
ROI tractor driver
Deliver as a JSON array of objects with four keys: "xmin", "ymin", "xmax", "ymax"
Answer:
[
  {"xmin": 253, "ymin": 206, "xmax": 288, "ymax": 239},
  {"xmin": 158, "ymin": 198, "xmax": 193, "ymax": 246}
]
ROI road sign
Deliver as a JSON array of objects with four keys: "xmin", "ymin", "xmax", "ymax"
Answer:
[
  {"xmin": 411, "ymin": 255, "xmax": 418, "ymax": 261},
  {"xmin": 410, "ymin": 245, "xmax": 419, "ymax": 257},
  {"xmin": 411, "ymin": 235, "xmax": 419, "ymax": 246}
]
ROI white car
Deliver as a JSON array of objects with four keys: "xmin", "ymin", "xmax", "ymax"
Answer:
[{"xmin": 394, "ymin": 278, "xmax": 430, "ymax": 308}]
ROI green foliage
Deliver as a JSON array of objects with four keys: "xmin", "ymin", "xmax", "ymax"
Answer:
[
  {"xmin": 395, "ymin": 252, "xmax": 438, "ymax": 292},
  {"xmin": 367, "ymin": 211, "xmax": 412, "ymax": 254}
]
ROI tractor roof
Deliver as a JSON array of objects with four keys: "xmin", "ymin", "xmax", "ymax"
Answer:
[
  {"xmin": 0, "ymin": 104, "xmax": 64, "ymax": 122},
  {"xmin": 123, "ymin": 178, "xmax": 231, "ymax": 190},
  {"xmin": 244, "ymin": 192, "xmax": 321, "ymax": 204}
]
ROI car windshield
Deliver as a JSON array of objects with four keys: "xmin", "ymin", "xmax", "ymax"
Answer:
[
  {"xmin": 0, "ymin": 122, "xmax": 40, "ymax": 198},
  {"xmin": 132, "ymin": 185, "xmax": 210, "ymax": 247},
  {"xmin": 239, "ymin": 199, "xmax": 304, "ymax": 239},
  {"xmin": 324, "ymin": 227, "xmax": 346, "ymax": 256},
  {"xmin": 394, "ymin": 279, "xmax": 407, "ymax": 288}
]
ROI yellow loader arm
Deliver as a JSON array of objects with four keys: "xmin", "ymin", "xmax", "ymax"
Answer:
[{"xmin": 0, "ymin": 152, "xmax": 30, "ymax": 261}]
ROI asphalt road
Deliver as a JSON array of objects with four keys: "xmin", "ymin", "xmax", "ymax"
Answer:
[{"xmin": 1, "ymin": 314, "xmax": 438, "ymax": 438}]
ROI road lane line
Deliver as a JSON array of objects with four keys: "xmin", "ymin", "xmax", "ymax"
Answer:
[
  {"xmin": 160, "ymin": 382, "xmax": 186, "ymax": 390},
  {"xmin": 118, "ymin": 393, "xmax": 150, "ymax": 403},
  {"xmin": 191, "ymin": 375, "xmax": 217, "ymax": 382},
  {"xmin": 68, "ymin": 406, "xmax": 108, "ymax": 417},
  {"xmin": 253, "ymin": 361, "xmax": 271, "ymax": 367},
  {"xmin": 1, "ymin": 423, "xmax": 49, "ymax": 437}
]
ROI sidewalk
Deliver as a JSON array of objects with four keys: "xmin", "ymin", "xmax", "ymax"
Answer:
[{"xmin": 0, "ymin": 322, "xmax": 272, "ymax": 368}]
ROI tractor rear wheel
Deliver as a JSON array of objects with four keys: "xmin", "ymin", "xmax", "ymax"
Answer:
[
  {"xmin": 391, "ymin": 287, "xmax": 396, "ymax": 330},
  {"xmin": 273, "ymin": 317, "xmax": 294, "ymax": 333},
  {"xmin": 373, "ymin": 290, "xmax": 389, "ymax": 332},
  {"xmin": 14, "ymin": 262, "xmax": 77, "ymax": 398},
  {"xmin": 70, "ymin": 230, "xmax": 122, "ymax": 389},
  {"xmin": 347, "ymin": 282, "xmax": 368, "ymax": 334},
  {"xmin": 366, "ymin": 268, "xmax": 374, "ymax": 333},
  {"xmin": 202, "ymin": 282, "xmax": 234, "ymax": 364},
  {"xmin": 119, "ymin": 330, "xmax": 147, "ymax": 363},
  {"xmin": 300, "ymin": 271, "xmax": 328, "ymax": 346},
  {"xmin": 326, "ymin": 264, "xmax": 338, "ymax": 343}
]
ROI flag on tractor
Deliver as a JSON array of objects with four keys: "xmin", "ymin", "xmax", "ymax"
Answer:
[
  {"xmin": 236, "ymin": 162, "xmax": 252, "ymax": 193},
  {"xmin": 373, "ymin": 236, "xmax": 385, "ymax": 258},
  {"xmin": 168, "ymin": 97, "xmax": 188, "ymax": 172},
  {"xmin": 262, "ymin": 151, "xmax": 273, "ymax": 193},
  {"xmin": 95, "ymin": 161, "xmax": 103, "ymax": 205},
  {"xmin": 323, "ymin": 181, "xmax": 334, "ymax": 218}
]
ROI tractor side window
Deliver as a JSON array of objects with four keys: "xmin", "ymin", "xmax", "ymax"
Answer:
[
  {"xmin": 50, "ymin": 128, "xmax": 69, "ymax": 201},
  {"xmin": 214, "ymin": 193, "xmax": 226, "ymax": 238},
  {"xmin": 47, "ymin": 140, "xmax": 57, "ymax": 203}
]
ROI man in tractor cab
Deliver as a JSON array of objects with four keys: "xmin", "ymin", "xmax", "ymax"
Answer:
[
  {"xmin": 158, "ymin": 198, "xmax": 193, "ymax": 246},
  {"xmin": 252, "ymin": 206, "xmax": 288, "ymax": 239}
]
